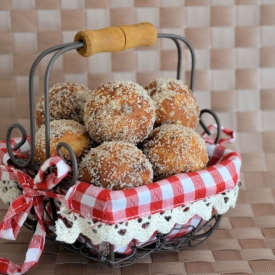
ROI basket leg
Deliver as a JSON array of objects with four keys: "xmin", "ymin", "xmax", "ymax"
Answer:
[{"xmin": 108, "ymin": 244, "xmax": 115, "ymax": 263}]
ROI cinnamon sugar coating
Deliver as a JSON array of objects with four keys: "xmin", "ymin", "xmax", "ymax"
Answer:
[
  {"xmin": 79, "ymin": 141, "xmax": 153, "ymax": 190},
  {"xmin": 34, "ymin": 119, "xmax": 92, "ymax": 163},
  {"xmin": 36, "ymin": 82, "xmax": 92, "ymax": 128},
  {"xmin": 142, "ymin": 124, "xmax": 208, "ymax": 180},
  {"xmin": 144, "ymin": 77, "xmax": 199, "ymax": 129},
  {"xmin": 83, "ymin": 80, "xmax": 156, "ymax": 144}
]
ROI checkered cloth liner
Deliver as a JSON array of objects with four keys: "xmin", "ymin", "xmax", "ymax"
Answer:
[
  {"xmin": 201, "ymin": 124, "xmax": 236, "ymax": 145},
  {"xmin": 0, "ymin": 136, "xmax": 32, "ymax": 166},
  {"xmin": 0, "ymin": 127, "xmax": 242, "ymax": 275},
  {"xmin": 64, "ymin": 143, "xmax": 241, "ymax": 224}
]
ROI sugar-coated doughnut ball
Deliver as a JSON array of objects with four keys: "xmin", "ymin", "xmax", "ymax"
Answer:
[
  {"xmin": 79, "ymin": 141, "xmax": 154, "ymax": 190},
  {"xmin": 83, "ymin": 80, "xmax": 156, "ymax": 144},
  {"xmin": 34, "ymin": 119, "xmax": 92, "ymax": 163},
  {"xmin": 142, "ymin": 124, "xmax": 208, "ymax": 180},
  {"xmin": 36, "ymin": 82, "xmax": 92, "ymax": 128},
  {"xmin": 144, "ymin": 77, "xmax": 199, "ymax": 129}
]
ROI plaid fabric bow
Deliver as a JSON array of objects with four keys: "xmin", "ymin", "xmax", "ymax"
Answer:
[{"xmin": 0, "ymin": 157, "xmax": 70, "ymax": 275}]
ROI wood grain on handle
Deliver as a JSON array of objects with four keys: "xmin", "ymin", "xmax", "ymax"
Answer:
[{"xmin": 74, "ymin": 22, "xmax": 157, "ymax": 57}]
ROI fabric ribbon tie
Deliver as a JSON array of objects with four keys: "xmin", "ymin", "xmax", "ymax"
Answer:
[
  {"xmin": 23, "ymin": 186, "xmax": 40, "ymax": 197},
  {"xmin": 0, "ymin": 156, "xmax": 71, "ymax": 275}
]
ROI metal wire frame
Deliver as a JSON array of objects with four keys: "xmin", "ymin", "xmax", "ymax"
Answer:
[
  {"xmin": 6, "ymin": 42, "xmax": 82, "ymax": 169},
  {"xmin": 6, "ymin": 33, "xmax": 220, "ymax": 172},
  {"xmin": 157, "ymin": 33, "xmax": 195, "ymax": 89},
  {"xmin": 5, "ymin": 32, "xmax": 222, "ymax": 266}
]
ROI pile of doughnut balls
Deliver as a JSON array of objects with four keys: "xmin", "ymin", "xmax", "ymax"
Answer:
[{"xmin": 34, "ymin": 78, "xmax": 208, "ymax": 190}]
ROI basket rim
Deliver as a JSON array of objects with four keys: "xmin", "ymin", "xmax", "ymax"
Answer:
[
  {"xmin": 0, "ymin": 137, "xmax": 242, "ymax": 225},
  {"xmin": 65, "ymin": 143, "xmax": 242, "ymax": 224}
]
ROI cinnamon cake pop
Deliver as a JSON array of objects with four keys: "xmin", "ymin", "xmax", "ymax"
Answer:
[
  {"xmin": 79, "ymin": 141, "xmax": 154, "ymax": 190},
  {"xmin": 34, "ymin": 119, "xmax": 92, "ymax": 163},
  {"xmin": 36, "ymin": 82, "xmax": 92, "ymax": 128},
  {"xmin": 142, "ymin": 123, "xmax": 208, "ymax": 180},
  {"xmin": 83, "ymin": 80, "xmax": 156, "ymax": 144},
  {"xmin": 144, "ymin": 77, "xmax": 199, "ymax": 129}
]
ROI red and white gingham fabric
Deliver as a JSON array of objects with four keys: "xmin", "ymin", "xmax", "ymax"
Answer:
[
  {"xmin": 0, "ymin": 137, "xmax": 31, "ymax": 166},
  {"xmin": 64, "ymin": 143, "xmax": 241, "ymax": 224},
  {"xmin": 0, "ymin": 130, "xmax": 242, "ymax": 274},
  {"xmin": 201, "ymin": 123, "xmax": 236, "ymax": 145},
  {"xmin": 0, "ymin": 140, "xmax": 70, "ymax": 275}
]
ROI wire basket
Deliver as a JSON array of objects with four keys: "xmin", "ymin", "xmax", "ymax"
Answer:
[{"xmin": 0, "ymin": 22, "xmax": 242, "ymax": 274}]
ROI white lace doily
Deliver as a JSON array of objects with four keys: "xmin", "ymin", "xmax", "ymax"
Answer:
[
  {"xmin": 56, "ymin": 184, "xmax": 240, "ymax": 248},
  {"xmin": 0, "ymin": 180, "xmax": 22, "ymax": 204}
]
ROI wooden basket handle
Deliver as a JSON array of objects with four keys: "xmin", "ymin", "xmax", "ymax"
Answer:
[{"xmin": 74, "ymin": 22, "xmax": 157, "ymax": 57}]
